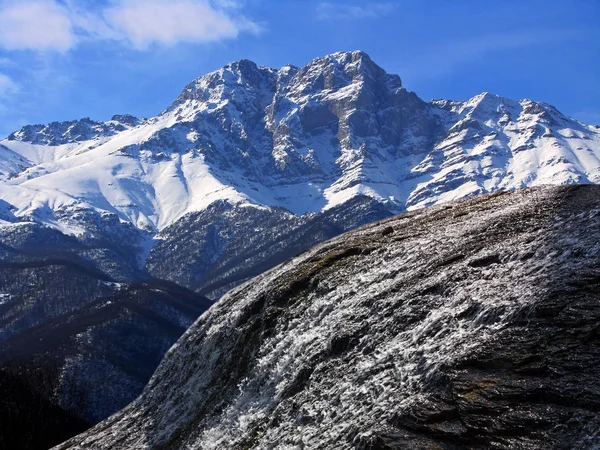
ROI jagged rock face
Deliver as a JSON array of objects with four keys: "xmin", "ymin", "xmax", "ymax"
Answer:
[
  {"xmin": 414, "ymin": 93, "xmax": 600, "ymax": 209},
  {"xmin": 161, "ymin": 51, "xmax": 438, "ymax": 198},
  {"xmin": 264, "ymin": 52, "xmax": 438, "ymax": 190},
  {"xmin": 57, "ymin": 185, "xmax": 600, "ymax": 450},
  {"xmin": 111, "ymin": 114, "xmax": 141, "ymax": 127}
]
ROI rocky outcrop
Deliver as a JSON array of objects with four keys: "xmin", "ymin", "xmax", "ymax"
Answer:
[
  {"xmin": 57, "ymin": 185, "xmax": 600, "ymax": 449},
  {"xmin": 6, "ymin": 117, "xmax": 132, "ymax": 145}
]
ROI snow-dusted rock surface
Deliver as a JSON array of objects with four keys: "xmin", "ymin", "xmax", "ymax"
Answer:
[{"xmin": 57, "ymin": 185, "xmax": 600, "ymax": 450}]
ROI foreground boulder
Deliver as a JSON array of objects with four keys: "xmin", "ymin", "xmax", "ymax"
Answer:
[{"xmin": 57, "ymin": 185, "xmax": 600, "ymax": 449}]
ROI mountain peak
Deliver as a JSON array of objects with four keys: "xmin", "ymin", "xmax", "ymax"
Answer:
[
  {"xmin": 473, "ymin": 91, "xmax": 500, "ymax": 101},
  {"xmin": 222, "ymin": 58, "xmax": 262, "ymax": 76},
  {"xmin": 166, "ymin": 51, "xmax": 402, "ymax": 117},
  {"xmin": 327, "ymin": 49, "xmax": 371, "ymax": 63},
  {"xmin": 289, "ymin": 49, "xmax": 401, "ymax": 95},
  {"xmin": 164, "ymin": 58, "xmax": 277, "ymax": 115},
  {"xmin": 317, "ymin": 50, "xmax": 392, "ymax": 81}
]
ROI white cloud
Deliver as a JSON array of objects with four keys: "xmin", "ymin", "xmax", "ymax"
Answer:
[
  {"xmin": 0, "ymin": 0, "xmax": 259, "ymax": 52},
  {"xmin": 104, "ymin": 0, "xmax": 258, "ymax": 49},
  {"xmin": 0, "ymin": 1, "xmax": 75, "ymax": 51},
  {"xmin": 0, "ymin": 72, "xmax": 19, "ymax": 116},
  {"xmin": 316, "ymin": 2, "xmax": 394, "ymax": 21},
  {"xmin": 0, "ymin": 73, "xmax": 18, "ymax": 96}
]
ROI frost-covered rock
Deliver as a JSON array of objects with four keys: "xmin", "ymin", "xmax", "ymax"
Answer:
[
  {"xmin": 57, "ymin": 185, "xmax": 600, "ymax": 450},
  {"xmin": 6, "ymin": 117, "xmax": 131, "ymax": 146}
]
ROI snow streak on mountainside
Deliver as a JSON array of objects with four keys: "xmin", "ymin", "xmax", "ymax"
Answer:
[
  {"xmin": 56, "ymin": 185, "xmax": 600, "ymax": 450},
  {"xmin": 1, "ymin": 50, "xmax": 599, "ymax": 235}
]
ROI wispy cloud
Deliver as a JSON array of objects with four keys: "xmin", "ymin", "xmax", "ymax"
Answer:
[
  {"xmin": 0, "ymin": 0, "xmax": 260, "ymax": 52},
  {"xmin": 0, "ymin": 72, "xmax": 18, "ymax": 97},
  {"xmin": 316, "ymin": 2, "xmax": 394, "ymax": 21}
]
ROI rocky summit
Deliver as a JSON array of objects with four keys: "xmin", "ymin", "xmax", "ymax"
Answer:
[{"xmin": 57, "ymin": 185, "xmax": 600, "ymax": 450}]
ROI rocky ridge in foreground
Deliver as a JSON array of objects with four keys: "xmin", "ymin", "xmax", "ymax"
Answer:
[{"xmin": 57, "ymin": 185, "xmax": 600, "ymax": 449}]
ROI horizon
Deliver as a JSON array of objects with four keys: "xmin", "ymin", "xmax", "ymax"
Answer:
[{"xmin": 0, "ymin": 0, "xmax": 599, "ymax": 138}]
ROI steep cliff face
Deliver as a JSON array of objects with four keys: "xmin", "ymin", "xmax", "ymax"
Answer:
[{"xmin": 57, "ymin": 185, "xmax": 600, "ymax": 450}]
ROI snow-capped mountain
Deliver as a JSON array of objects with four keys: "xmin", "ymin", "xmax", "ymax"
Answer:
[
  {"xmin": 55, "ymin": 185, "xmax": 600, "ymax": 450},
  {"xmin": 1, "ymin": 50, "xmax": 598, "ymax": 234}
]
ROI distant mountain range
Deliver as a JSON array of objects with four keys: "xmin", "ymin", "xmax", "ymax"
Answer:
[{"xmin": 0, "ymin": 50, "xmax": 599, "ymax": 449}]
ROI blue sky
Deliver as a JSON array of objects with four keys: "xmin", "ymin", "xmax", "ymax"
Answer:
[{"xmin": 0, "ymin": 0, "xmax": 599, "ymax": 137}]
